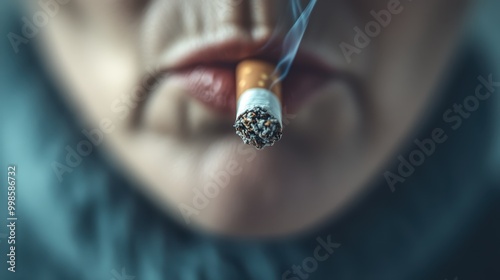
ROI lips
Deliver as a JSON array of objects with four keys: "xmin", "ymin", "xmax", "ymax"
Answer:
[{"xmin": 153, "ymin": 40, "xmax": 335, "ymax": 115}]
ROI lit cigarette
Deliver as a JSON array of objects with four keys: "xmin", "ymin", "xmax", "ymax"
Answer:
[{"xmin": 233, "ymin": 59, "xmax": 283, "ymax": 149}]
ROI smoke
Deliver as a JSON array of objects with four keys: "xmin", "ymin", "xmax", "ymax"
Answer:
[{"xmin": 270, "ymin": 0, "xmax": 318, "ymax": 88}]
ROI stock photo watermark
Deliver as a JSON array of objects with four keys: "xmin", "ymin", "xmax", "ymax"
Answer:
[
  {"xmin": 177, "ymin": 111, "xmax": 296, "ymax": 224},
  {"xmin": 385, "ymin": 74, "xmax": 499, "ymax": 192},
  {"xmin": 7, "ymin": 0, "xmax": 72, "ymax": 54},
  {"xmin": 339, "ymin": 0, "xmax": 413, "ymax": 63},
  {"xmin": 51, "ymin": 67, "xmax": 161, "ymax": 182},
  {"xmin": 282, "ymin": 235, "xmax": 341, "ymax": 280},
  {"xmin": 5, "ymin": 165, "xmax": 18, "ymax": 273}
]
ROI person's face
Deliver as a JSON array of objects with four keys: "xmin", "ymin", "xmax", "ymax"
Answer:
[{"xmin": 38, "ymin": 0, "xmax": 467, "ymax": 236}]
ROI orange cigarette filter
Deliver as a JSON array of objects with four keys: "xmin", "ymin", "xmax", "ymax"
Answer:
[
  {"xmin": 233, "ymin": 59, "xmax": 283, "ymax": 149},
  {"xmin": 236, "ymin": 60, "xmax": 282, "ymax": 102}
]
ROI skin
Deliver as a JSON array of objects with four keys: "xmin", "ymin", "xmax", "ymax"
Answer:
[{"xmin": 33, "ymin": 0, "xmax": 468, "ymax": 236}]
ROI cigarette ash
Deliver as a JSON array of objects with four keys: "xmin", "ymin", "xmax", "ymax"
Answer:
[{"xmin": 234, "ymin": 107, "xmax": 282, "ymax": 149}]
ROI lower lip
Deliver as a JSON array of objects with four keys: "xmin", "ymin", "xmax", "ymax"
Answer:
[{"xmin": 170, "ymin": 64, "xmax": 331, "ymax": 114}]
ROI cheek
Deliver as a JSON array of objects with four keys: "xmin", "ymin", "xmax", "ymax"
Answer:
[{"xmin": 283, "ymin": 80, "xmax": 364, "ymax": 155}]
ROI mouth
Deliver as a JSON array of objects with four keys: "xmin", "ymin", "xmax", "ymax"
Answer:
[{"xmin": 152, "ymin": 39, "xmax": 335, "ymax": 115}]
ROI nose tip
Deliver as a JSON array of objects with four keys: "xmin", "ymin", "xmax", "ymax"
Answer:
[
  {"xmin": 220, "ymin": 0, "xmax": 292, "ymax": 45},
  {"xmin": 248, "ymin": 0, "xmax": 288, "ymax": 38}
]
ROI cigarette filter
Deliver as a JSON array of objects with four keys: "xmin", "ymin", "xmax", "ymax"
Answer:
[{"xmin": 234, "ymin": 60, "xmax": 283, "ymax": 149}]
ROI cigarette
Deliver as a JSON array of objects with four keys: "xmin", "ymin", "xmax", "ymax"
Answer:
[{"xmin": 233, "ymin": 60, "xmax": 283, "ymax": 149}]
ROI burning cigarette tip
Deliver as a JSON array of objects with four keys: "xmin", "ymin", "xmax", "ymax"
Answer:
[
  {"xmin": 234, "ymin": 60, "xmax": 283, "ymax": 149},
  {"xmin": 234, "ymin": 107, "xmax": 282, "ymax": 150}
]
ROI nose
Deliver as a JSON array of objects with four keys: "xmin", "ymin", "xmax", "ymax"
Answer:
[{"xmin": 216, "ymin": 0, "xmax": 297, "ymax": 43}]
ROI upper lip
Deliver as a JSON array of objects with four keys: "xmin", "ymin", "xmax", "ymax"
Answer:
[{"xmin": 159, "ymin": 37, "xmax": 335, "ymax": 74}]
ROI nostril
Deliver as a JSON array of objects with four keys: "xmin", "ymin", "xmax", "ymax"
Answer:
[
  {"xmin": 215, "ymin": 0, "xmax": 249, "ymax": 27},
  {"xmin": 248, "ymin": 0, "xmax": 313, "ymax": 50}
]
